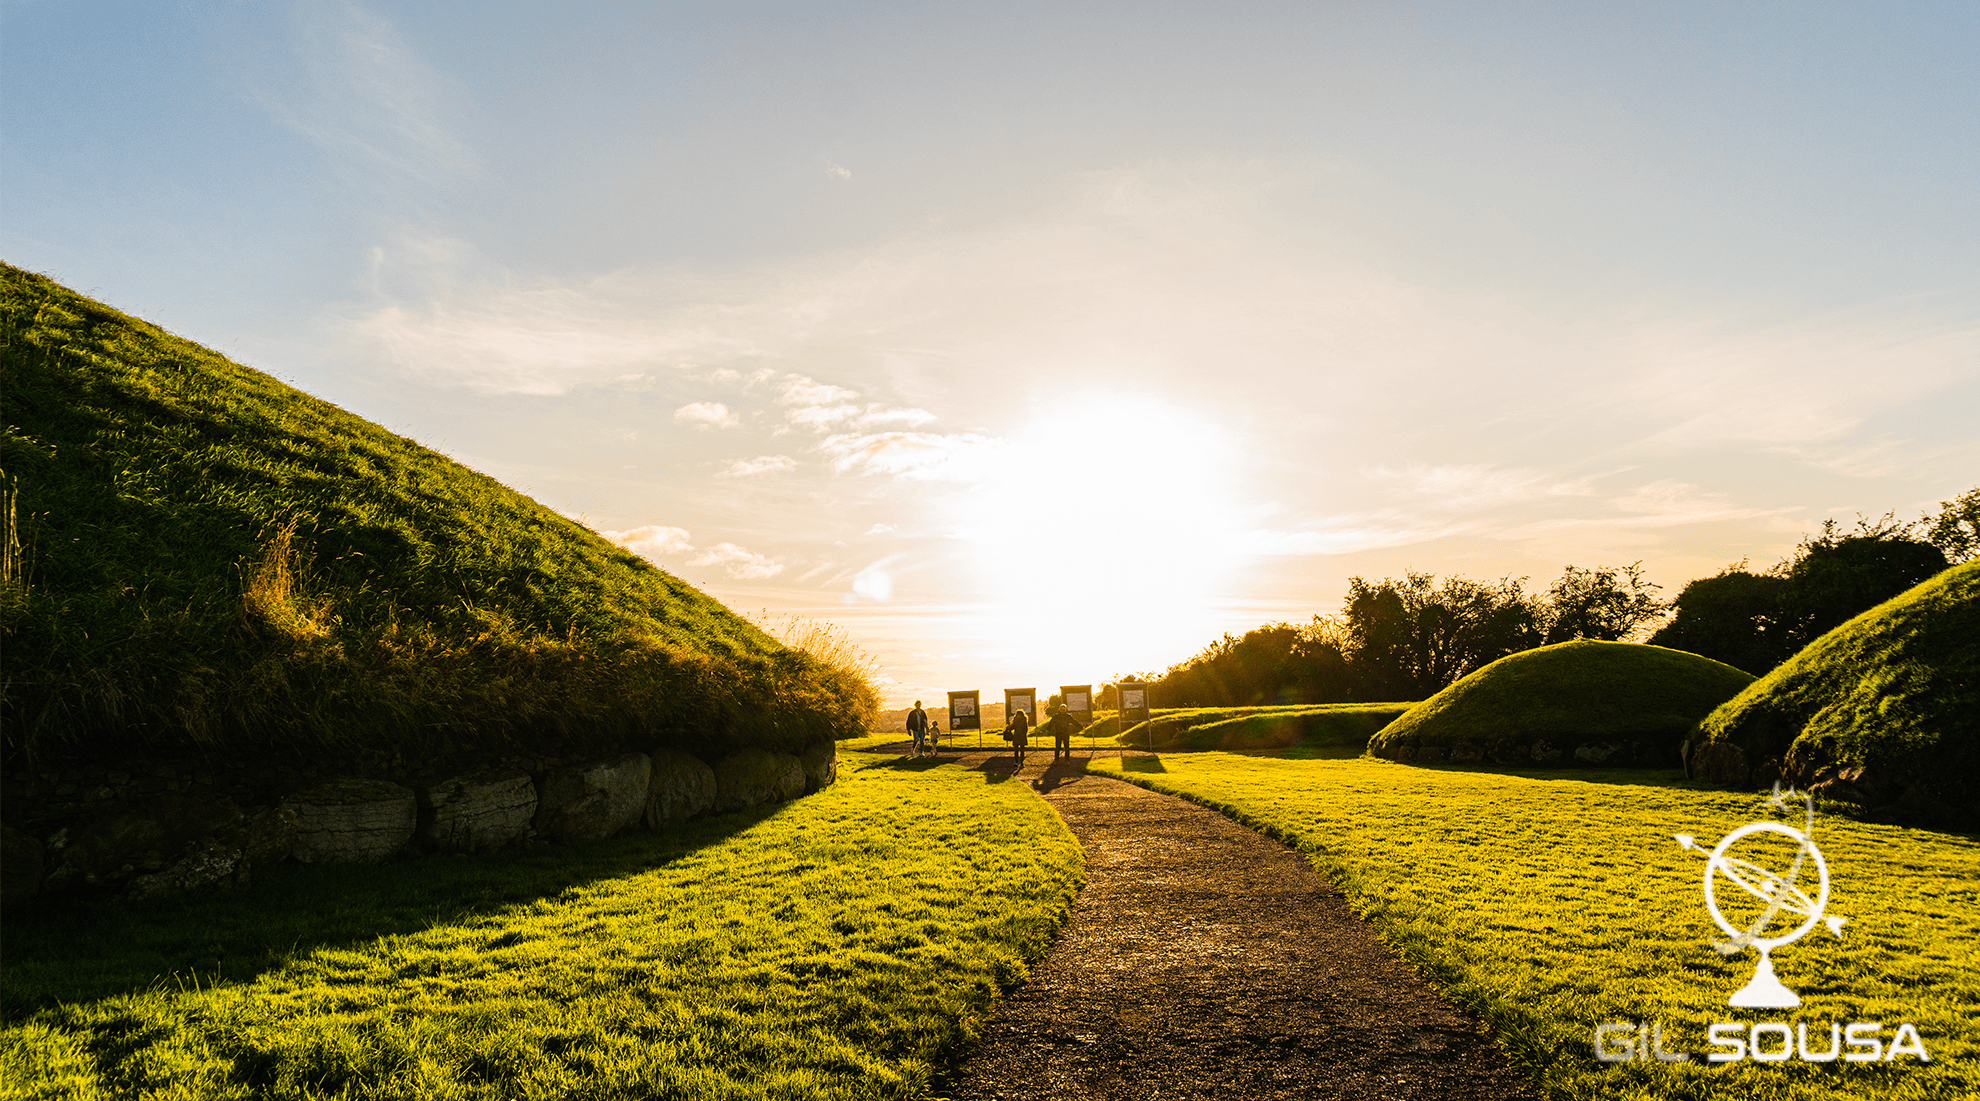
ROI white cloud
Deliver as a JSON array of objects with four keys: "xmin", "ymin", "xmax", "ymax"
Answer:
[
  {"xmin": 866, "ymin": 523, "xmax": 898, "ymax": 534},
  {"xmin": 787, "ymin": 403, "xmax": 860, "ymax": 428},
  {"xmin": 824, "ymin": 160, "xmax": 852, "ymax": 181},
  {"xmin": 721, "ymin": 454, "xmax": 799, "ymax": 477},
  {"xmin": 674, "ymin": 401, "xmax": 739, "ymax": 429},
  {"xmin": 690, "ymin": 543, "xmax": 786, "ymax": 579},
  {"xmin": 779, "ymin": 376, "xmax": 860, "ymax": 406},
  {"xmin": 820, "ymin": 431, "xmax": 1006, "ymax": 481},
  {"xmin": 859, "ymin": 406, "xmax": 938, "ymax": 427},
  {"xmin": 600, "ymin": 525, "xmax": 694, "ymax": 559},
  {"xmin": 1366, "ymin": 464, "xmax": 1594, "ymax": 510}
]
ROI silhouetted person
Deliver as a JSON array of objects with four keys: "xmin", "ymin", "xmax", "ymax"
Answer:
[
  {"xmin": 1047, "ymin": 705, "xmax": 1078, "ymax": 759},
  {"xmin": 1006, "ymin": 707, "xmax": 1030, "ymax": 764},
  {"xmin": 907, "ymin": 700, "xmax": 930, "ymax": 756}
]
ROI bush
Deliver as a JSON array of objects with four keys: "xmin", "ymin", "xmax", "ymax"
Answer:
[{"xmin": 1115, "ymin": 703, "xmax": 1413, "ymax": 752}]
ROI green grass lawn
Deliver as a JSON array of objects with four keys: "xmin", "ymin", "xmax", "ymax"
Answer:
[
  {"xmin": 1, "ymin": 752, "xmax": 1083, "ymax": 1100},
  {"xmin": 1089, "ymin": 753, "xmax": 1977, "ymax": 1100}
]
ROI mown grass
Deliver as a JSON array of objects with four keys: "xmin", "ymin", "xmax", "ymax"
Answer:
[
  {"xmin": 1, "ymin": 264, "xmax": 870, "ymax": 768},
  {"xmin": 1, "ymin": 752, "xmax": 1084, "ymax": 1100},
  {"xmin": 1088, "ymin": 752, "xmax": 1977, "ymax": 1101},
  {"xmin": 1109, "ymin": 703, "xmax": 1412, "ymax": 751}
]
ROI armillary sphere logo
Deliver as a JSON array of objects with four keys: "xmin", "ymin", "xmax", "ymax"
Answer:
[{"xmin": 1675, "ymin": 784, "xmax": 1849, "ymax": 1009}]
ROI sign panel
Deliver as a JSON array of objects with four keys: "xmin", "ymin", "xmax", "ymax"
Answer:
[
  {"xmin": 1118, "ymin": 682, "xmax": 1150, "ymax": 726},
  {"xmin": 1004, "ymin": 688, "xmax": 1036, "ymax": 726},
  {"xmin": 947, "ymin": 690, "xmax": 981, "ymax": 731},
  {"xmin": 1060, "ymin": 684, "xmax": 1093, "ymax": 727}
]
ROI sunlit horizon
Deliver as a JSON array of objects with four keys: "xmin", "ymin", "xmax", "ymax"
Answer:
[{"xmin": 5, "ymin": 4, "xmax": 1975, "ymax": 709}]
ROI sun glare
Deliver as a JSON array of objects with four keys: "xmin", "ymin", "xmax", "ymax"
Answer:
[{"xmin": 964, "ymin": 398, "xmax": 1248, "ymax": 676}]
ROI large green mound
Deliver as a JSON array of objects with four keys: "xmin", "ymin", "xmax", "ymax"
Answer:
[
  {"xmin": 1693, "ymin": 560, "xmax": 1977, "ymax": 825},
  {"xmin": 0, "ymin": 264, "xmax": 868, "ymax": 771},
  {"xmin": 1113, "ymin": 703, "xmax": 1413, "ymax": 752},
  {"xmin": 1368, "ymin": 640, "xmax": 1754, "ymax": 766}
]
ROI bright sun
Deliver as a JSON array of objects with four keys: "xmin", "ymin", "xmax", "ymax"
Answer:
[{"xmin": 963, "ymin": 398, "xmax": 1250, "ymax": 677}]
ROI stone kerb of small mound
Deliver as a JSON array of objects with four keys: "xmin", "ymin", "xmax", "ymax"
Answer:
[
  {"xmin": 1367, "ymin": 640, "xmax": 1756, "ymax": 767},
  {"xmin": 1691, "ymin": 560, "xmax": 1977, "ymax": 828},
  {"xmin": 0, "ymin": 737, "xmax": 838, "ymax": 909}
]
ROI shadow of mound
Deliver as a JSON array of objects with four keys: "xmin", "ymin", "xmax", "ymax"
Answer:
[{"xmin": 0, "ymin": 804, "xmax": 777, "ymax": 1018}]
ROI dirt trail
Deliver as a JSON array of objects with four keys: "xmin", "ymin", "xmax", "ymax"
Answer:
[{"xmin": 885, "ymin": 742, "xmax": 1539, "ymax": 1100}]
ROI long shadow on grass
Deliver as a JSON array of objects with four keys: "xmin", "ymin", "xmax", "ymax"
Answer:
[{"xmin": 0, "ymin": 803, "xmax": 779, "ymax": 1019}]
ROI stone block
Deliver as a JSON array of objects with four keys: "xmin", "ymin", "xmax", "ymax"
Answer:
[
  {"xmin": 419, "ymin": 771, "xmax": 537, "ymax": 853},
  {"xmin": 713, "ymin": 749, "xmax": 805, "ymax": 812},
  {"xmin": 534, "ymin": 753, "xmax": 651, "ymax": 843},
  {"xmin": 645, "ymin": 751, "xmax": 717, "ymax": 826},
  {"xmin": 799, "ymin": 738, "xmax": 837, "ymax": 794},
  {"xmin": 286, "ymin": 779, "xmax": 417, "ymax": 863}
]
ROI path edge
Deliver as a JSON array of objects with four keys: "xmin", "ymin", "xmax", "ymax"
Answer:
[{"xmin": 1081, "ymin": 762, "xmax": 1567, "ymax": 1099}]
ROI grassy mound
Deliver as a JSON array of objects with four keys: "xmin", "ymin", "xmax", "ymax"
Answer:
[
  {"xmin": 0, "ymin": 264, "xmax": 871, "ymax": 771},
  {"xmin": 2, "ymin": 752, "xmax": 1085, "ymax": 1099},
  {"xmin": 1694, "ymin": 560, "xmax": 1977, "ymax": 826},
  {"xmin": 1367, "ymin": 640, "xmax": 1753, "ymax": 767},
  {"xmin": 1113, "ymin": 704, "xmax": 1413, "ymax": 752}
]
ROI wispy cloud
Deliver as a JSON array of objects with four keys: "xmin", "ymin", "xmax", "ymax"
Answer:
[
  {"xmin": 253, "ymin": 0, "xmax": 473, "ymax": 187},
  {"xmin": 720, "ymin": 455, "xmax": 799, "ymax": 477},
  {"xmin": 674, "ymin": 401, "xmax": 738, "ymax": 429},
  {"xmin": 690, "ymin": 543, "xmax": 785, "ymax": 579},
  {"xmin": 820, "ymin": 431, "xmax": 1006, "ymax": 481},
  {"xmin": 601, "ymin": 525, "xmax": 783, "ymax": 579},
  {"xmin": 599, "ymin": 525, "xmax": 693, "ymax": 558}
]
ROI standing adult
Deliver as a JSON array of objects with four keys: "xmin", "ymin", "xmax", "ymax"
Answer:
[
  {"xmin": 1006, "ymin": 706, "xmax": 1030, "ymax": 764},
  {"xmin": 906, "ymin": 700, "xmax": 930, "ymax": 756},
  {"xmin": 1047, "ymin": 705, "xmax": 1078, "ymax": 759}
]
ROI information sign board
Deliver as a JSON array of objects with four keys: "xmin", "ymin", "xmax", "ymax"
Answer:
[
  {"xmin": 1118, "ymin": 682, "xmax": 1150, "ymax": 727},
  {"xmin": 947, "ymin": 690, "xmax": 981, "ymax": 731},
  {"xmin": 1004, "ymin": 688, "xmax": 1036, "ymax": 727},
  {"xmin": 1060, "ymin": 684, "xmax": 1093, "ymax": 727}
]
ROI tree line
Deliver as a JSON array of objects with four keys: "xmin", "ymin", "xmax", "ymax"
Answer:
[{"xmin": 1111, "ymin": 488, "xmax": 1977, "ymax": 708}]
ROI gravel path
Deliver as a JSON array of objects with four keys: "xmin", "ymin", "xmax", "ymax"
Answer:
[{"xmin": 880, "ymin": 742, "xmax": 1540, "ymax": 1101}]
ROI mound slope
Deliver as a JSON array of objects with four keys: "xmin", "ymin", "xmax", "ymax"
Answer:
[
  {"xmin": 1, "ymin": 264, "xmax": 867, "ymax": 772},
  {"xmin": 1693, "ymin": 559, "xmax": 1977, "ymax": 826},
  {"xmin": 1368, "ymin": 640, "xmax": 1753, "ymax": 767}
]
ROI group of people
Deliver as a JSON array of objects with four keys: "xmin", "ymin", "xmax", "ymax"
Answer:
[{"xmin": 904, "ymin": 700, "xmax": 1082, "ymax": 762}]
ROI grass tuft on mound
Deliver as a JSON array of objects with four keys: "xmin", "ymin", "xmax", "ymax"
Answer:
[
  {"xmin": 0, "ymin": 264, "xmax": 872, "ymax": 769},
  {"xmin": 1368, "ymin": 640, "xmax": 1753, "ymax": 767},
  {"xmin": 1696, "ymin": 560, "xmax": 1978, "ymax": 826},
  {"xmin": 1, "ymin": 752, "xmax": 1084, "ymax": 1099},
  {"xmin": 1110, "ymin": 703, "xmax": 1414, "ymax": 752}
]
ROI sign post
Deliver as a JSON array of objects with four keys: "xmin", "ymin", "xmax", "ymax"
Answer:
[
  {"xmin": 1118, "ymin": 682, "xmax": 1151, "ymax": 750},
  {"xmin": 1061, "ymin": 684, "xmax": 1093, "ymax": 753},
  {"xmin": 947, "ymin": 691, "xmax": 981, "ymax": 749}
]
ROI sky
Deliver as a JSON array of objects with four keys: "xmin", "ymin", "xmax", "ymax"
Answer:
[{"xmin": 5, "ymin": 1, "xmax": 1977, "ymax": 705}]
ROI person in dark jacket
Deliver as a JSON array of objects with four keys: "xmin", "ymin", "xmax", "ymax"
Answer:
[
  {"xmin": 906, "ymin": 700, "xmax": 930, "ymax": 756},
  {"xmin": 1006, "ymin": 706, "xmax": 1030, "ymax": 764},
  {"xmin": 1047, "ymin": 705, "xmax": 1079, "ymax": 759}
]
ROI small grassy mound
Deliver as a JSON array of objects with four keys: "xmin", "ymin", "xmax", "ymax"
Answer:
[
  {"xmin": 1368, "ymin": 640, "xmax": 1753, "ymax": 767},
  {"xmin": 1695, "ymin": 560, "xmax": 1978, "ymax": 826},
  {"xmin": 1113, "ymin": 704, "xmax": 1413, "ymax": 752},
  {"xmin": 1088, "ymin": 752, "xmax": 1978, "ymax": 1101},
  {"xmin": 1, "ymin": 264, "xmax": 871, "ymax": 770},
  {"xmin": 1, "ymin": 752, "xmax": 1085, "ymax": 1099}
]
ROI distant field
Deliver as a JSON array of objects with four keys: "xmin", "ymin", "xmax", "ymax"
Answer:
[
  {"xmin": 1, "ymin": 752, "xmax": 1083, "ymax": 1100},
  {"xmin": 1089, "ymin": 753, "xmax": 1978, "ymax": 1101},
  {"xmin": 1108, "ymin": 703, "xmax": 1412, "ymax": 751}
]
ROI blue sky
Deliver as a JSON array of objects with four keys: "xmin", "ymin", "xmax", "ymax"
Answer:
[{"xmin": 6, "ymin": 2, "xmax": 1976, "ymax": 702}]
